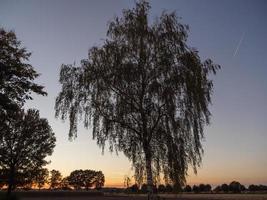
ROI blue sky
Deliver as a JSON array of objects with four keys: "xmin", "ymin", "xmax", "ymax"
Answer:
[{"xmin": 0, "ymin": 0, "xmax": 266, "ymax": 187}]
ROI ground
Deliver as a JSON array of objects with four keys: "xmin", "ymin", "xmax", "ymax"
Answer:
[{"xmin": 18, "ymin": 193, "xmax": 267, "ymax": 200}]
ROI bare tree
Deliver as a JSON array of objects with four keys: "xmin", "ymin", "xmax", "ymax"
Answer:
[{"xmin": 55, "ymin": 1, "xmax": 219, "ymax": 199}]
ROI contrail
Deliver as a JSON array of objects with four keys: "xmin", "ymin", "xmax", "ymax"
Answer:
[{"xmin": 233, "ymin": 32, "xmax": 245, "ymax": 58}]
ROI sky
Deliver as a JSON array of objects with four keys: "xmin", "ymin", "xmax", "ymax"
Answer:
[{"xmin": 0, "ymin": 0, "xmax": 266, "ymax": 188}]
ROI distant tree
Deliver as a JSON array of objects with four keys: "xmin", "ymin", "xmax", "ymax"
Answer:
[
  {"xmin": 213, "ymin": 185, "xmax": 221, "ymax": 193},
  {"xmin": 240, "ymin": 184, "xmax": 246, "ymax": 191},
  {"xmin": 158, "ymin": 184, "xmax": 166, "ymax": 193},
  {"xmin": 165, "ymin": 184, "xmax": 173, "ymax": 193},
  {"xmin": 199, "ymin": 184, "xmax": 206, "ymax": 192},
  {"xmin": 130, "ymin": 184, "xmax": 139, "ymax": 193},
  {"xmin": 60, "ymin": 177, "xmax": 71, "ymax": 190},
  {"xmin": 0, "ymin": 28, "xmax": 46, "ymax": 116},
  {"xmin": 93, "ymin": 171, "xmax": 105, "ymax": 189},
  {"xmin": 0, "ymin": 109, "xmax": 56, "ymax": 196},
  {"xmin": 184, "ymin": 185, "xmax": 192, "ymax": 192},
  {"xmin": 259, "ymin": 185, "xmax": 267, "ymax": 191},
  {"xmin": 192, "ymin": 185, "xmax": 199, "ymax": 193},
  {"xmin": 248, "ymin": 184, "xmax": 267, "ymax": 191},
  {"xmin": 229, "ymin": 181, "xmax": 242, "ymax": 193},
  {"xmin": 49, "ymin": 170, "xmax": 62, "ymax": 189},
  {"xmin": 68, "ymin": 170, "xmax": 85, "ymax": 190},
  {"xmin": 0, "ymin": 168, "xmax": 9, "ymax": 188},
  {"xmin": 33, "ymin": 168, "xmax": 49, "ymax": 190},
  {"xmin": 248, "ymin": 184, "xmax": 257, "ymax": 191},
  {"xmin": 141, "ymin": 184, "xmax": 148, "ymax": 193},
  {"xmin": 55, "ymin": 1, "xmax": 219, "ymax": 199},
  {"xmin": 221, "ymin": 183, "xmax": 229, "ymax": 193},
  {"xmin": 204, "ymin": 184, "xmax": 212, "ymax": 192},
  {"xmin": 68, "ymin": 169, "xmax": 105, "ymax": 190}
]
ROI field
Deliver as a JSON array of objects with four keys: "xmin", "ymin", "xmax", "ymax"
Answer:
[{"xmin": 9, "ymin": 192, "xmax": 267, "ymax": 200}]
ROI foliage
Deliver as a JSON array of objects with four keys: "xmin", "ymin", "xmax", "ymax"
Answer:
[
  {"xmin": 165, "ymin": 184, "xmax": 173, "ymax": 193},
  {"xmin": 33, "ymin": 168, "xmax": 49, "ymax": 189},
  {"xmin": 141, "ymin": 184, "xmax": 147, "ymax": 193},
  {"xmin": 55, "ymin": 1, "xmax": 219, "ymax": 197},
  {"xmin": 0, "ymin": 109, "xmax": 56, "ymax": 195},
  {"xmin": 229, "ymin": 181, "xmax": 245, "ymax": 193},
  {"xmin": 0, "ymin": 28, "xmax": 46, "ymax": 114},
  {"xmin": 123, "ymin": 176, "xmax": 131, "ymax": 188},
  {"xmin": 213, "ymin": 185, "xmax": 221, "ymax": 192},
  {"xmin": 49, "ymin": 170, "xmax": 62, "ymax": 189},
  {"xmin": 249, "ymin": 184, "xmax": 267, "ymax": 191},
  {"xmin": 60, "ymin": 177, "xmax": 71, "ymax": 190},
  {"xmin": 158, "ymin": 184, "xmax": 166, "ymax": 193},
  {"xmin": 183, "ymin": 185, "xmax": 192, "ymax": 192},
  {"xmin": 67, "ymin": 169, "xmax": 105, "ymax": 190},
  {"xmin": 221, "ymin": 183, "xmax": 229, "ymax": 192},
  {"xmin": 192, "ymin": 185, "xmax": 199, "ymax": 193},
  {"xmin": 213, "ymin": 182, "xmax": 246, "ymax": 193},
  {"xmin": 130, "ymin": 184, "xmax": 139, "ymax": 193}
]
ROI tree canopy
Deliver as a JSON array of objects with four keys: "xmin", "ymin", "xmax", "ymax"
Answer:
[
  {"xmin": 0, "ymin": 28, "xmax": 47, "ymax": 114},
  {"xmin": 0, "ymin": 109, "xmax": 56, "ymax": 194},
  {"xmin": 55, "ymin": 1, "xmax": 219, "ymax": 198},
  {"xmin": 49, "ymin": 169, "xmax": 62, "ymax": 189},
  {"xmin": 67, "ymin": 169, "xmax": 105, "ymax": 190}
]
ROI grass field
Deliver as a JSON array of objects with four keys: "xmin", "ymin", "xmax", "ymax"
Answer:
[{"xmin": 14, "ymin": 192, "xmax": 267, "ymax": 200}]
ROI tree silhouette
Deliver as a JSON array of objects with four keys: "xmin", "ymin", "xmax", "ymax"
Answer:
[
  {"xmin": 158, "ymin": 184, "xmax": 166, "ymax": 193},
  {"xmin": 33, "ymin": 168, "xmax": 49, "ymax": 190},
  {"xmin": 221, "ymin": 183, "xmax": 229, "ymax": 192},
  {"xmin": 93, "ymin": 171, "xmax": 105, "ymax": 189},
  {"xmin": 55, "ymin": 1, "xmax": 219, "ymax": 198},
  {"xmin": 192, "ymin": 185, "xmax": 199, "ymax": 193},
  {"xmin": 229, "ymin": 181, "xmax": 242, "ymax": 193},
  {"xmin": 67, "ymin": 169, "xmax": 105, "ymax": 190},
  {"xmin": 60, "ymin": 177, "xmax": 71, "ymax": 190},
  {"xmin": 0, "ymin": 28, "xmax": 46, "ymax": 115},
  {"xmin": 49, "ymin": 170, "xmax": 62, "ymax": 189},
  {"xmin": 184, "ymin": 185, "xmax": 192, "ymax": 192},
  {"xmin": 141, "ymin": 184, "xmax": 148, "ymax": 194},
  {"xmin": 130, "ymin": 184, "xmax": 139, "ymax": 193},
  {"xmin": 0, "ymin": 109, "xmax": 56, "ymax": 195}
]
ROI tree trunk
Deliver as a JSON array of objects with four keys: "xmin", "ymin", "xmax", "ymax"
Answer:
[
  {"xmin": 145, "ymin": 148, "xmax": 154, "ymax": 200},
  {"xmin": 7, "ymin": 166, "xmax": 15, "ymax": 196}
]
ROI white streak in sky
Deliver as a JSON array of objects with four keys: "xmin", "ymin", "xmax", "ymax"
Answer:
[{"xmin": 233, "ymin": 32, "xmax": 245, "ymax": 58}]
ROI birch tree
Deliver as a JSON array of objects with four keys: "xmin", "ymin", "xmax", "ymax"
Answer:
[{"xmin": 55, "ymin": 1, "xmax": 219, "ymax": 199}]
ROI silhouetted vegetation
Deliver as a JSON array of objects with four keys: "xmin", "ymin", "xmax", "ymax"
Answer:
[
  {"xmin": 191, "ymin": 184, "xmax": 211, "ymax": 193},
  {"xmin": 49, "ymin": 170, "xmax": 62, "ymax": 189},
  {"xmin": 183, "ymin": 185, "xmax": 192, "ymax": 192},
  {"xmin": 67, "ymin": 169, "xmax": 104, "ymax": 190},
  {"xmin": 0, "ymin": 28, "xmax": 46, "ymax": 118},
  {"xmin": 55, "ymin": 1, "xmax": 220, "ymax": 199},
  {"xmin": 33, "ymin": 168, "xmax": 49, "ymax": 190},
  {"xmin": 0, "ymin": 27, "xmax": 53, "ymax": 198},
  {"xmin": 213, "ymin": 181, "xmax": 248, "ymax": 193},
  {"xmin": 0, "ymin": 109, "xmax": 56, "ymax": 196}
]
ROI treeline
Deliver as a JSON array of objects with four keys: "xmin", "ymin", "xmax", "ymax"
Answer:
[
  {"xmin": 123, "ymin": 181, "xmax": 267, "ymax": 194},
  {"xmin": 0, "ymin": 169, "xmax": 105, "ymax": 190}
]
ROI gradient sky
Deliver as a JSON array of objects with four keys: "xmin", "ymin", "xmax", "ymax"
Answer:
[{"xmin": 0, "ymin": 0, "xmax": 266, "ymax": 187}]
